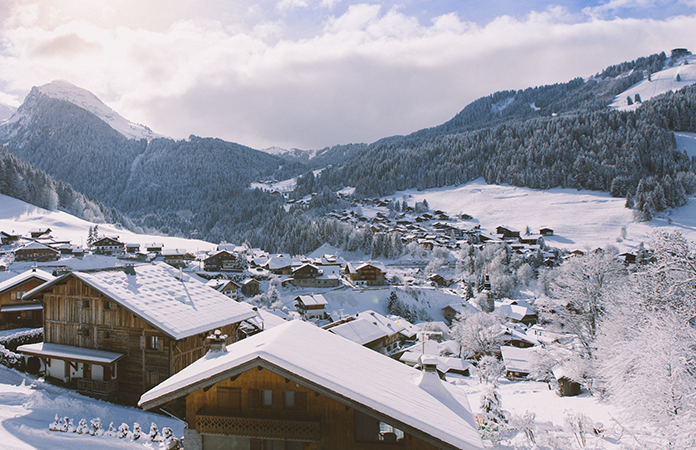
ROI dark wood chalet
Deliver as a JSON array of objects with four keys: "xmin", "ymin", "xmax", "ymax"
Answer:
[
  {"xmin": 14, "ymin": 242, "xmax": 60, "ymax": 262},
  {"xmin": 29, "ymin": 228, "xmax": 52, "ymax": 238},
  {"xmin": 345, "ymin": 262, "xmax": 386, "ymax": 286},
  {"xmin": 241, "ymin": 279, "xmax": 260, "ymax": 297},
  {"xmin": 92, "ymin": 236, "xmax": 125, "ymax": 255},
  {"xmin": 204, "ymin": 250, "xmax": 238, "ymax": 272},
  {"xmin": 294, "ymin": 294, "xmax": 328, "ymax": 320},
  {"xmin": 1, "ymin": 231, "xmax": 21, "ymax": 245},
  {"xmin": 138, "ymin": 321, "xmax": 483, "ymax": 450},
  {"xmin": 18, "ymin": 262, "xmax": 256, "ymax": 403},
  {"xmin": 0, "ymin": 268, "xmax": 54, "ymax": 328}
]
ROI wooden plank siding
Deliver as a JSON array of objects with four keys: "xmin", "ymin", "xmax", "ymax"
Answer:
[
  {"xmin": 40, "ymin": 276, "xmax": 240, "ymax": 400},
  {"xmin": 184, "ymin": 367, "xmax": 440, "ymax": 450}
]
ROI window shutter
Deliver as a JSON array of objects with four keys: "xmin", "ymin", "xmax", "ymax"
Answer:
[
  {"xmin": 248, "ymin": 389, "xmax": 260, "ymax": 408},
  {"xmin": 140, "ymin": 336, "xmax": 145, "ymax": 349},
  {"xmin": 295, "ymin": 391, "xmax": 307, "ymax": 411},
  {"xmin": 157, "ymin": 338, "xmax": 164, "ymax": 352}
]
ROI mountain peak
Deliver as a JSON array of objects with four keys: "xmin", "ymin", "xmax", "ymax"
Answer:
[{"xmin": 19, "ymin": 80, "xmax": 164, "ymax": 141}]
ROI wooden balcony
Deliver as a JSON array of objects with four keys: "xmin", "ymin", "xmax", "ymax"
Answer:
[
  {"xmin": 76, "ymin": 378, "xmax": 119, "ymax": 395},
  {"xmin": 196, "ymin": 414, "xmax": 321, "ymax": 442}
]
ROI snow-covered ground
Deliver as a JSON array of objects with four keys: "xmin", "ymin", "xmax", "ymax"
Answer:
[
  {"xmin": 0, "ymin": 194, "xmax": 216, "ymax": 254},
  {"xmin": 385, "ymin": 178, "xmax": 696, "ymax": 253},
  {"xmin": 609, "ymin": 53, "xmax": 696, "ymax": 111},
  {"xmin": 0, "ymin": 366, "xmax": 182, "ymax": 450}
]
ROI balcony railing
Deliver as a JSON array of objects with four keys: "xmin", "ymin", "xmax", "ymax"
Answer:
[
  {"xmin": 196, "ymin": 414, "xmax": 321, "ymax": 442},
  {"xmin": 76, "ymin": 378, "xmax": 119, "ymax": 395}
]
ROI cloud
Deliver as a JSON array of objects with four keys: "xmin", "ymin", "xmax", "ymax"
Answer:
[{"xmin": 1, "ymin": 2, "xmax": 695, "ymax": 149}]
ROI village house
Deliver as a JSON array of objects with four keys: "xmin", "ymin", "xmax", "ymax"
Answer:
[
  {"xmin": 138, "ymin": 320, "xmax": 483, "ymax": 450},
  {"xmin": 345, "ymin": 261, "xmax": 387, "ymax": 286},
  {"xmin": 14, "ymin": 242, "xmax": 60, "ymax": 262},
  {"xmin": 553, "ymin": 365, "xmax": 582, "ymax": 397},
  {"xmin": 494, "ymin": 300, "xmax": 538, "ymax": 326},
  {"xmin": 204, "ymin": 250, "xmax": 240, "ymax": 272},
  {"xmin": 323, "ymin": 310, "xmax": 405, "ymax": 354},
  {"xmin": 290, "ymin": 264, "xmax": 341, "ymax": 288},
  {"xmin": 0, "ymin": 231, "xmax": 22, "ymax": 246},
  {"xmin": 207, "ymin": 279, "xmax": 241, "ymax": 299},
  {"xmin": 241, "ymin": 278, "xmax": 260, "ymax": 297},
  {"xmin": 442, "ymin": 302, "xmax": 479, "ymax": 325},
  {"xmin": 496, "ymin": 226, "xmax": 520, "ymax": 239},
  {"xmin": 294, "ymin": 294, "xmax": 329, "ymax": 320},
  {"xmin": 17, "ymin": 262, "xmax": 256, "ymax": 402},
  {"xmin": 145, "ymin": 243, "xmax": 164, "ymax": 255},
  {"xmin": 0, "ymin": 268, "xmax": 55, "ymax": 329},
  {"xmin": 92, "ymin": 236, "xmax": 125, "ymax": 255},
  {"xmin": 501, "ymin": 346, "xmax": 535, "ymax": 379},
  {"xmin": 161, "ymin": 249, "xmax": 192, "ymax": 268},
  {"xmin": 29, "ymin": 228, "xmax": 52, "ymax": 239},
  {"xmin": 264, "ymin": 254, "xmax": 293, "ymax": 275},
  {"xmin": 125, "ymin": 243, "xmax": 140, "ymax": 254}
]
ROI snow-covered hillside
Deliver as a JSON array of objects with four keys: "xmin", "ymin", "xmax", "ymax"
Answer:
[
  {"xmin": 0, "ymin": 194, "xmax": 215, "ymax": 254},
  {"xmin": 1, "ymin": 80, "xmax": 162, "ymax": 141},
  {"xmin": 384, "ymin": 178, "xmax": 696, "ymax": 252},
  {"xmin": 610, "ymin": 53, "xmax": 696, "ymax": 110},
  {"xmin": 0, "ymin": 101, "xmax": 16, "ymax": 121}
]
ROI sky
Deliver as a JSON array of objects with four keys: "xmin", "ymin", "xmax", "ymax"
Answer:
[{"xmin": 0, "ymin": 1, "xmax": 695, "ymax": 150}]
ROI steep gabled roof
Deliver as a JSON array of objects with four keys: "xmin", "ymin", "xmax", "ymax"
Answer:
[
  {"xmin": 139, "ymin": 320, "xmax": 482, "ymax": 450},
  {"xmin": 0, "ymin": 269, "xmax": 55, "ymax": 296},
  {"xmin": 24, "ymin": 262, "xmax": 256, "ymax": 340}
]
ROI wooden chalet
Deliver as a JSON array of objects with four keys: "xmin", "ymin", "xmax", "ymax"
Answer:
[
  {"xmin": 291, "ymin": 264, "xmax": 340, "ymax": 288},
  {"xmin": 241, "ymin": 278, "xmax": 260, "ymax": 297},
  {"xmin": 138, "ymin": 321, "xmax": 483, "ymax": 450},
  {"xmin": 345, "ymin": 262, "xmax": 386, "ymax": 287},
  {"xmin": 495, "ymin": 226, "xmax": 520, "ymax": 239},
  {"xmin": 501, "ymin": 346, "xmax": 534, "ymax": 380},
  {"xmin": 294, "ymin": 294, "xmax": 328, "ymax": 320},
  {"xmin": 14, "ymin": 242, "xmax": 60, "ymax": 262},
  {"xmin": 1, "ymin": 231, "xmax": 21, "ymax": 245},
  {"xmin": 207, "ymin": 279, "xmax": 241, "ymax": 299},
  {"xmin": 442, "ymin": 302, "xmax": 478, "ymax": 325},
  {"xmin": 92, "ymin": 236, "xmax": 124, "ymax": 255},
  {"xmin": 553, "ymin": 365, "xmax": 581, "ymax": 397},
  {"xmin": 17, "ymin": 262, "xmax": 256, "ymax": 402},
  {"xmin": 0, "ymin": 268, "xmax": 54, "ymax": 328},
  {"xmin": 323, "ymin": 310, "xmax": 405, "ymax": 354},
  {"xmin": 539, "ymin": 227, "xmax": 554, "ymax": 236},
  {"xmin": 264, "ymin": 255, "xmax": 293, "ymax": 275},
  {"xmin": 29, "ymin": 228, "xmax": 52, "ymax": 239},
  {"xmin": 125, "ymin": 243, "xmax": 140, "ymax": 254},
  {"xmin": 204, "ymin": 250, "xmax": 239, "ymax": 272},
  {"xmin": 162, "ymin": 249, "xmax": 193, "ymax": 268},
  {"xmin": 145, "ymin": 243, "xmax": 164, "ymax": 255}
]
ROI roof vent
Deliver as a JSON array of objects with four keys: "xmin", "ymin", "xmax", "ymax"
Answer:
[{"xmin": 123, "ymin": 265, "xmax": 136, "ymax": 276}]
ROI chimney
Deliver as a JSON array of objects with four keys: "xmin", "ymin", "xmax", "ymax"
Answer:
[
  {"xmin": 207, "ymin": 329, "xmax": 228, "ymax": 354},
  {"xmin": 415, "ymin": 356, "xmax": 448, "ymax": 396},
  {"xmin": 123, "ymin": 264, "xmax": 136, "ymax": 276}
]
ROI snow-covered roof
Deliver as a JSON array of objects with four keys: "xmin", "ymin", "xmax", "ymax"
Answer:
[
  {"xmin": 266, "ymin": 254, "xmax": 292, "ymax": 269},
  {"xmin": 0, "ymin": 303, "xmax": 43, "ymax": 312},
  {"xmin": 444, "ymin": 302, "xmax": 479, "ymax": 318},
  {"xmin": 295, "ymin": 294, "xmax": 328, "ymax": 307},
  {"xmin": 325, "ymin": 310, "xmax": 405, "ymax": 346},
  {"xmin": 0, "ymin": 269, "xmax": 55, "ymax": 296},
  {"xmin": 17, "ymin": 242, "xmax": 57, "ymax": 252},
  {"xmin": 494, "ymin": 300, "xmax": 536, "ymax": 322},
  {"xmin": 24, "ymin": 262, "xmax": 256, "ymax": 340},
  {"xmin": 501, "ymin": 346, "xmax": 535, "ymax": 374},
  {"xmin": 18, "ymin": 342, "xmax": 124, "ymax": 364},
  {"xmin": 243, "ymin": 308, "xmax": 289, "ymax": 331},
  {"xmin": 139, "ymin": 320, "xmax": 482, "ymax": 450}
]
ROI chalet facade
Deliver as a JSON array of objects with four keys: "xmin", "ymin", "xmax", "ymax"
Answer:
[
  {"xmin": 290, "ymin": 264, "xmax": 340, "ymax": 288},
  {"xmin": 241, "ymin": 279, "xmax": 260, "ymax": 297},
  {"xmin": 0, "ymin": 231, "xmax": 21, "ymax": 245},
  {"xmin": 92, "ymin": 236, "xmax": 124, "ymax": 255},
  {"xmin": 294, "ymin": 294, "xmax": 328, "ymax": 320},
  {"xmin": 138, "ymin": 321, "xmax": 483, "ymax": 450},
  {"xmin": 345, "ymin": 262, "xmax": 386, "ymax": 286},
  {"xmin": 495, "ymin": 226, "xmax": 520, "ymax": 239},
  {"xmin": 18, "ymin": 263, "xmax": 256, "ymax": 402},
  {"xmin": 14, "ymin": 242, "xmax": 60, "ymax": 262},
  {"xmin": 204, "ymin": 250, "xmax": 239, "ymax": 272},
  {"xmin": 29, "ymin": 228, "xmax": 52, "ymax": 239},
  {"xmin": 264, "ymin": 255, "xmax": 293, "ymax": 275},
  {"xmin": 207, "ymin": 279, "xmax": 240, "ymax": 299},
  {"xmin": 0, "ymin": 268, "xmax": 54, "ymax": 328}
]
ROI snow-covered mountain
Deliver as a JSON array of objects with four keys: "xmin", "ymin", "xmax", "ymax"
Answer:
[
  {"xmin": 0, "ymin": 101, "xmax": 16, "ymax": 122},
  {"xmin": 610, "ymin": 52, "xmax": 696, "ymax": 110},
  {"xmin": 0, "ymin": 80, "xmax": 162, "ymax": 141}
]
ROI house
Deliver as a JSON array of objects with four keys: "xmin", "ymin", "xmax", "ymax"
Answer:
[
  {"xmin": 345, "ymin": 261, "xmax": 386, "ymax": 286},
  {"xmin": 14, "ymin": 242, "xmax": 60, "ymax": 262},
  {"xmin": 496, "ymin": 226, "xmax": 520, "ymax": 238},
  {"xmin": 442, "ymin": 302, "xmax": 479, "ymax": 325},
  {"xmin": 553, "ymin": 365, "xmax": 582, "ymax": 397},
  {"xmin": 240, "ymin": 278, "xmax": 260, "ymax": 297},
  {"xmin": 294, "ymin": 294, "xmax": 329, "ymax": 320},
  {"xmin": 17, "ymin": 262, "xmax": 256, "ymax": 402},
  {"xmin": 138, "ymin": 321, "xmax": 484, "ymax": 450},
  {"xmin": 539, "ymin": 227, "xmax": 554, "ymax": 236},
  {"xmin": 291, "ymin": 263, "xmax": 341, "ymax": 288},
  {"xmin": 162, "ymin": 249, "xmax": 192, "ymax": 268},
  {"xmin": 264, "ymin": 254, "xmax": 293, "ymax": 275},
  {"xmin": 494, "ymin": 300, "xmax": 538, "ymax": 326},
  {"xmin": 501, "ymin": 346, "xmax": 535, "ymax": 379},
  {"xmin": 0, "ymin": 268, "xmax": 55, "ymax": 328},
  {"xmin": 145, "ymin": 243, "xmax": 164, "ymax": 255},
  {"xmin": 204, "ymin": 250, "xmax": 240, "ymax": 272},
  {"xmin": 501, "ymin": 325, "xmax": 540, "ymax": 348},
  {"xmin": 92, "ymin": 236, "xmax": 124, "ymax": 255},
  {"xmin": 0, "ymin": 231, "xmax": 21, "ymax": 246},
  {"xmin": 206, "ymin": 279, "xmax": 241, "ymax": 299},
  {"xmin": 29, "ymin": 228, "xmax": 52, "ymax": 239},
  {"xmin": 125, "ymin": 243, "xmax": 140, "ymax": 254},
  {"xmin": 238, "ymin": 307, "xmax": 289, "ymax": 338},
  {"xmin": 323, "ymin": 310, "xmax": 405, "ymax": 354}
]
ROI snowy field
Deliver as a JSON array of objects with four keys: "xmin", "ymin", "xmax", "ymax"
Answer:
[
  {"xmin": 0, "ymin": 194, "xmax": 216, "ymax": 254},
  {"xmin": 385, "ymin": 178, "xmax": 696, "ymax": 253},
  {"xmin": 0, "ymin": 366, "xmax": 182, "ymax": 450}
]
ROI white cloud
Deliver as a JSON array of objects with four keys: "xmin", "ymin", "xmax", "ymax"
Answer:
[
  {"xmin": 1, "ymin": 2, "xmax": 695, "ymax": 149},
  {"xmin": 276, "ymin": 0, "xmax": 309, "ymax": 11}
]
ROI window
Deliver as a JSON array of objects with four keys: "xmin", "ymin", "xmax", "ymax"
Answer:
[
  {"xmin": 262, "ymin": 389, "xmax": 273, "ymax": 407},
  {"xmin": 76, "ymin": 300, "xmax": 90, "ymax": 308},
  {"xmin": 26, "ymin": 311, "xmax": 32, "ymax": 319},
  {"xmin": 283, "ymin": 391, "xmax": 307, "ymax": 410},
  {"xmin": 147, "ymin": 336, "xmax": 160, "ymax": 351},
  {"xmin": 355, "ymin": 411, "xmax": 404, "ymax": 442},
  {"xmin": 283, "ymin": 390, "xmax": 294, "ymax": 408},
  {"xmin": 77, "ymin": 328, "xmax": 91, "ymax": 337},
  {"xmin": 248, "ymin": 389, "xmax": 274, "ymax": 409},
  {"xmin": 16, "ymin": 291, "xmax": 24, "ymax": 300}
]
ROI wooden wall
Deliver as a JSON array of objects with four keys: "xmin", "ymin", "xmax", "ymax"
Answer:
[
  {"xmin": 185, "ymin": 367, "xmax": 441, "ymax": 450},
  {"xmin": 0, "ymin": 277, "xmax": 47, "ymax": 309},
  {"xmin": 41, "ymin": 275, "xmax": 239, "ymax": 398}
]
